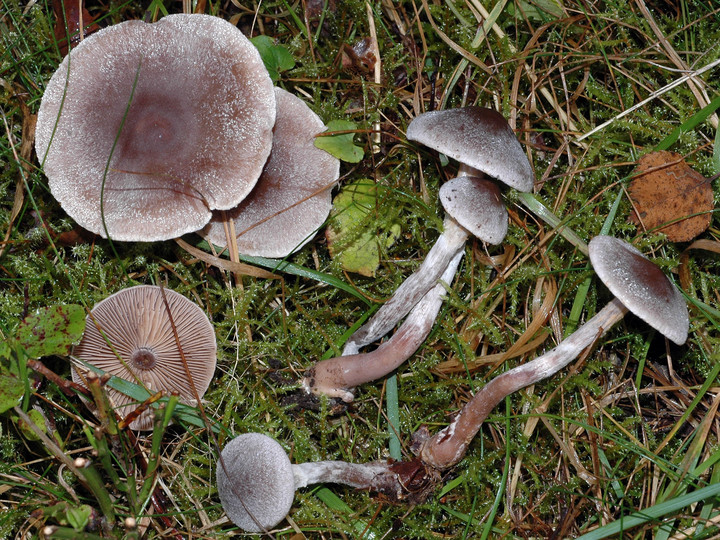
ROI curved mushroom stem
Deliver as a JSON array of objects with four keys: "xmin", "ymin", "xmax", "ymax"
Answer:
[
  {"xmin": 420, "ymin": 297, "xmax": 629, "ymax": 470},
  {"xmin": 343, "ymin": 216, "xmax": 468, "ymax": 354},
  {"xmin": 304, "ymin": 250, "xmax": 464, "ymax": 401}
]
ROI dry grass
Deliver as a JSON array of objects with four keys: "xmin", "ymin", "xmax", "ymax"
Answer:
[{"xmin": 1, "ymin": 0, "xmax": 720, "ymax": 538}]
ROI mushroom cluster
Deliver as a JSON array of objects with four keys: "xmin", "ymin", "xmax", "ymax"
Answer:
[
  {"xmin": 217, "ymin": 107, "xmax": 691, "ymax": 532},
  {"xmin": 39, "ymin": 11, "xmax": 693, "ymax": 534},
  {"xmin": 304, "ymin": 107, "xmax": 533, "ymax": 401},
  {"xmin": 219, "ymin": 235, "xmax": 690, "ymax": 532},
  {"xmin": 36, "ymin": 13, "xmax": 339, "ymax": 256}
]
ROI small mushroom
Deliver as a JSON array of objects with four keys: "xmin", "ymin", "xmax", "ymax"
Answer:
[
  {"xmin": 72, "ymin": 285, "xmax": 217, "ymax": 430},
  {"xmin": 303, "ymin": 249, "xmax": 463, "ymax": 401},
  {"xmin": 35, "ymin": 14, "xmax": 276, "ymax": 242},
  {"xmin": 344, "ymin": 107, "xmax": 531, "ymax": 354},
  {"xmin": 217, "ymin": 432, "xmax": 424, "ymax": 532},
  {"xmin": 419, "ymin": 235, "xmax": 689, "ymax": 469},
  {"xmin": 202, "ymin": 87, "xmax": 340, "ymax": 257}
]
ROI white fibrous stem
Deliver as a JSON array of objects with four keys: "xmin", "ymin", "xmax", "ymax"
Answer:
[
  {"xmin": 293, "ymin": 461, "xmax": 392, "ymax": 489},
  {"xmin": 420, "ymin": 297, "xmax": 630, "ymax": 470},
  {"xmin": 304, "ymin": 250, "xmax": 464, "ymax": 401},
  {"xmin": 343, "ymin": 216, "xmax": 468, "ymax": 354}
]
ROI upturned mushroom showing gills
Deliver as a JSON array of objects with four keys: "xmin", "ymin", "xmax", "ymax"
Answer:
[
  {"xmin": 419, "ymin": 235, "xmax": 689, "ymax": 469},
  {"xmin": 71, "ymin": 285, "xmax": 217, "ymax": 430},
  {"xmin": 35, "ymin": 14, "xmax": 276, "ymax": 242},
  {"xmin": 202, "ymin": 87, "xmax": 340, "ymax": 258},
  {"xmin": 343, "ymin": 107, "xmax": 531, "ymax": 355}
]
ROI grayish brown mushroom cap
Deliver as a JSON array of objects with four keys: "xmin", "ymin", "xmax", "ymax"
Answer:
[
  {"xmin": 217, "ymin": 433, "xmax": 295, "ymax": 533},
  {"xmin": 588, "ymin": 236, "xmax": 688, "ymax": 345},
  {"xmin": 406, "ymin": 107, "xmax": 534, "ymax": 192},
  {"xmin": 202, "ymin": 87, "xmax": 340, "ymax": 257},
  {"xmin": 439, "ymin": 176, "xmax": 508, "ymax": 245},
  {"xmin": 72, "ymin": 285, "xmax": 217, "ymax": 430},
  {"xmin": 36, "ymin": 14, "xmax": 276, "ymax": 242}
]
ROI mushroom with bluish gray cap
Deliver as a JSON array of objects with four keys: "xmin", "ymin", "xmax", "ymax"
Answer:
[
  {"xmin": 220, "ymin": 237, "xmax": 689, "ymax": 531},
  {"xmin": 342, "ymin": 107, "xmax": 531, "ymax": 356},
  {"xmin": 217, "ymin": 433, "xmax": 408, "ymax": 533},
  {"xmin": 202, "ymin": 87, "xmax": 340, "ymax": 258},
  {"xmin": 72, "ymin": 285, "xmax": 217, "ymax": 430},
  {"xmin": 419, "ymin": 235, "xmax": 689, "ymax": 469},
  {"xmin": 35, "ymin": 14, "xmax": 276, "ymax": 242}
]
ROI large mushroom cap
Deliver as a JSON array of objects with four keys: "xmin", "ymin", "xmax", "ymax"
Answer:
[
  {"xmin": 406, "ymin": 107, "xmax": 534, "ymax": 192},
  {"xmin": 217, "ymin": 433, "xmax": 295, "ymax": 532},
  {"xmin": 36, "ymin": 14, "xmax": 276, "ymax": 242},
  {"xmin": 72, "ymin": 285, "xmax": 217, "ymax": 430},
  {"xmin": 202, "ymin": 87, "xmax": 340, "ymax": 257},
  {"xmin": 439, "ymin": 176, "xmax": 508, "ymax": 245},
  {"xmin": 588, "ymin": 236, "xmax": 689, "ymax": 345}
]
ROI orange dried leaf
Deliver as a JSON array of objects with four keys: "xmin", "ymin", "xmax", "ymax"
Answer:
[{"xmin": 628, "ymin": 151, "xmax": 714, "ymax": 242}]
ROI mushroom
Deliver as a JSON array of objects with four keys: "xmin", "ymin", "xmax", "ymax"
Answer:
[
  {"xmin": 419, "ymin": 235, "xmax": 689, "ymax": 469},
  {"xmin": 71, "ymin": 285, "xmax": 217, "ymax": 430},
  {"xmin": 202, "ymin": 87, "xmax": 340, "ymax": 258},
  {"xmin": 217, "ymin": 432, "xmax": 431, "ymax": 533},
  {"xmin": 304, "ymin": 176, "xmax": 507, "ymax": 400},
  {"xmin": 343, "ymin": 107, "xmax": 532, "ymax": 355},
  {"xmin": 303, "ymin": 249, "xmax": 464, "ymax": 401},
  {"xmin": 220, "ymin": 237, "xmax": 689, "ymax": 532},
  {"xmin": 35, "ymin": 14, "xmax": 276, "ymax": 242}
]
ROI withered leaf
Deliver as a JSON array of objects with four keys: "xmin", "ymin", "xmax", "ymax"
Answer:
[
  {"xmin": 628, "ymin": 150, "xmax": 714, "ymax": 242},
  {"xmin": 52, "ymin": 0, "xmax": 100, "ymax": 55}
]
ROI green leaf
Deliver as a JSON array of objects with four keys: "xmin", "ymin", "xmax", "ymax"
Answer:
[
  {"xmin": 13, "ymin": 407, "xmax": 46, "ymax": 441},
  {"xmin": 66, "ymin": 505, "xmax": 93, "ymax": 531},
  {"xmin": 326, "ymin": 179, "xmax": 401, "ymax": 276},
  {"xmin": 509, "ymin": 0, "xmax": 563, "ymax": 20},
  {"xmin": 314, "ymin": 119, "xmax": 364, "ymax": 163},
  {"xmin": 16, "ymin": 304, "xmax": 86, "ymax": 359},
  {"xmin": 251, "ymin": 35, "xmax": 295, "ymax": 82},
  {"xmin": 0, "ymin": 361, "xmax": 24, "ymax": 414}
]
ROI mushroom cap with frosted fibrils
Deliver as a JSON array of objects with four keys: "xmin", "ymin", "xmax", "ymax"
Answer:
[
  {"xmin": 217, "ymin": 433, "xmax": 296, "ymax": 532},
  {"xmin": 71, "ymin": 285, "xmax": 217, "ymax": 430},
  {"xmin": 35, "ymin": 14, "xmax": 276, "ymax": 242},
  {"xmin": 202, "ymin": 87, "xmax": 340, "ymax": 258},
  {"xmin": 588, "ymin": 236, "xmax": 689, "ymax": 345},
  {"xmin": 439, "ymin": 176, "xmax": 508, "ymax": 245},
  {"xmin": 406, "ymin": 107, "xmax": 534, "ymax": 193}
]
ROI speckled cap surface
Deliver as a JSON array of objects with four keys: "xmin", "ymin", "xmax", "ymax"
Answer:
[
  {"xmin": 202, "ymin": 87, "xmax": 339, "ymax": 257},
  {"xmin": 406, "ymin": 107, "xmax": 534, "ymax": 192},
  {"xmin": 217, "ymin": 433, "xmax": 295, "ymax": 532},
  {"xmin": 588, "ymin": 236, "xmax": 688, "ymax": 345},
  {"xmin": 439, "ymin": 176, "xmax": 508, "ymax": 244},
  {"xmin": 35, "ymin": 14, "xmax": 276, "ymax": 241}
]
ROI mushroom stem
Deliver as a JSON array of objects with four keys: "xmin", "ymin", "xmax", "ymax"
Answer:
[
  {"xmin": 343, "ymin": 216, "xmax": 468, "ymax": 354},
  {"xmin": 293, "ymin": 460, "xmax": 395, "ymax": 490},
  {"xmin": 305, "ymin": 250, "xmax": 464, "ymax": 401},
  {"xmin": 420, "ymin": 297, "xmax": 629, "ymax": 470}
]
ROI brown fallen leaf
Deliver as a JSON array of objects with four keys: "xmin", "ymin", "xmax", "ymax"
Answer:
[
  {"xmin": 52, "ymin": 0, "xmax": 100, "ymax": 55},
  {"xmin": 628, "ymin": 150, "xmax": 714, "ymax": 242}
]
